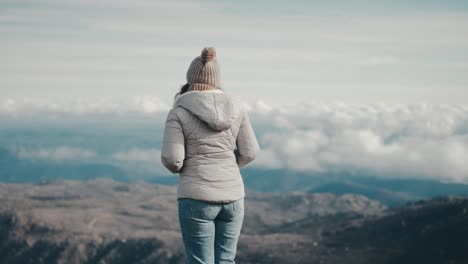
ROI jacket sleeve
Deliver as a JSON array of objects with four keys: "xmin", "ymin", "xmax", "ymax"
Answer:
[
  {"xmin": 161, "ymin": 109, "xmax": 185, "ymax": 173},
  {"xmin": 235, "ymin": 111, "xmax": 260, "ymax": 168}
]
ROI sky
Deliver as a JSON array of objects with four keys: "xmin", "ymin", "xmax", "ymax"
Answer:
[
  {"xmin": 1, "ymin": 0, "xmax": 468, "ymax": 183},
  {"xmin": 2, "ymin": 0, "xmax": 468, "ymax": 105}
]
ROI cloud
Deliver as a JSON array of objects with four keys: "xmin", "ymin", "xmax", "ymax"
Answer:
[
  {"xmin": 362, "ymin": 56, "xmax": 401, "ymax": 66},
  {"xmin": 4, "ymin": 95, "xmax": 468, "ymax": 183},
  {"xmin": 248, "ymin": 102, "xmax": 468, "ymax": 183},
  {"xmin": 133, "ymin": 96, "xmax": 170, "ymax": 115},
  {"xmin": 111, "ymin": 147, "xmax": 169, "ymax": 174},
  {"xmin": 0, "ymin": 97, "xmax": 170, "ymax": 118},
  {"xmin": 112, "ymin": 148, "xmax": 161, "ymax": 164},
  {"xmin": 17, "ymin": 146, "xmax": 97, "ymax": 161}
]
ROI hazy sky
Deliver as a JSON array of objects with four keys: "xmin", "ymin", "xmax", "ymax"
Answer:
[{"xmin": 2, "ymin": 0, "xmax": 468, "ymax": 105}]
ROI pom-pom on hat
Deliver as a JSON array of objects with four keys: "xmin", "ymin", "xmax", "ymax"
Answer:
[{"xmin": 186, "ymin": 47, "xmax": 220, "ymax": 91}]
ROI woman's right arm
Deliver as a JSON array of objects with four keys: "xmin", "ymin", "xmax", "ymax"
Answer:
[
  {"xmin": 161, "ymin": 109, "xmax": 185, "ymax": 173},
  {"xmin": 235, "ymin": 111, "xmax": 260, "ymax": 168}
]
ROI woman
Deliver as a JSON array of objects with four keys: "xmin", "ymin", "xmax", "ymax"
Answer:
[{"xmin": 161, "ymin": 47, "xmax": 260, "ymax": 264}]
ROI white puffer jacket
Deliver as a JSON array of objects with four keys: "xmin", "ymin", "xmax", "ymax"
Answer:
[{"xmin": 161, "ymin": 89, "xmax": 260, "ymax": 202}]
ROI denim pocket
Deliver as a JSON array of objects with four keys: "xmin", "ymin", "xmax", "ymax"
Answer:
[{"xmin": 189, "ymin": 199, "xmax": 219, "ymax": 220}]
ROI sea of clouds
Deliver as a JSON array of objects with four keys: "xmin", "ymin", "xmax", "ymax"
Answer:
[
  {"xmin": 2, "ymin": 97, "xmax": 468, "ymax": 183},
  {"xmin": 249, "ymin": 101, "xmax": 468, "ymax": 183}
]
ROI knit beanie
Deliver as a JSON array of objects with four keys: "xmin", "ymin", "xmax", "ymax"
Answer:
[{"xmin": 186, "ymin": 47, "xmax": 220, "ymax": 91}]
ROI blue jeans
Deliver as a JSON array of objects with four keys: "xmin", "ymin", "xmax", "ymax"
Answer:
[{"xmin": 178, "ymin": 198, "xmax": 244, "ymax": 264}]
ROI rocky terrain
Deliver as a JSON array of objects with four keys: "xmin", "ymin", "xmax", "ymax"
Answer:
[{"xmin": 0, "ymin": 180, "xmax": 466, "ymax": 263}]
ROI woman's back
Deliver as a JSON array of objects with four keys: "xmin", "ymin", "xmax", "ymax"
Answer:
[{"xmin": 162, "ymin": 89, "xmax": 259, "ymax": 203}]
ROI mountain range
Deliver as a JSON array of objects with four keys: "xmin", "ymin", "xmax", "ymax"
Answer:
[{"xmin": 2, "ymin": 147, "xmax": 468, "ymax": 207}]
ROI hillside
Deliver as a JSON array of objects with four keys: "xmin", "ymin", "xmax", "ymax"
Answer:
[{"xmin": 0, "ymin": 180, "xmax": 384, "ymax": 264}]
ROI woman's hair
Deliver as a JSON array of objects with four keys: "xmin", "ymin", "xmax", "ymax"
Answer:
[
  {"xmin": 174, "ymin": 83, "xmax": 223, "ymax": 99},
  {"xmin": 175, "ymin": 83, "xmax": 190, "ymax": 98}
]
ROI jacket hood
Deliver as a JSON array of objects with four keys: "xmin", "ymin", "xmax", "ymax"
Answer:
[{"xmin": 174, "ymin": 90, "xmax": 239, "ymax": 131}]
